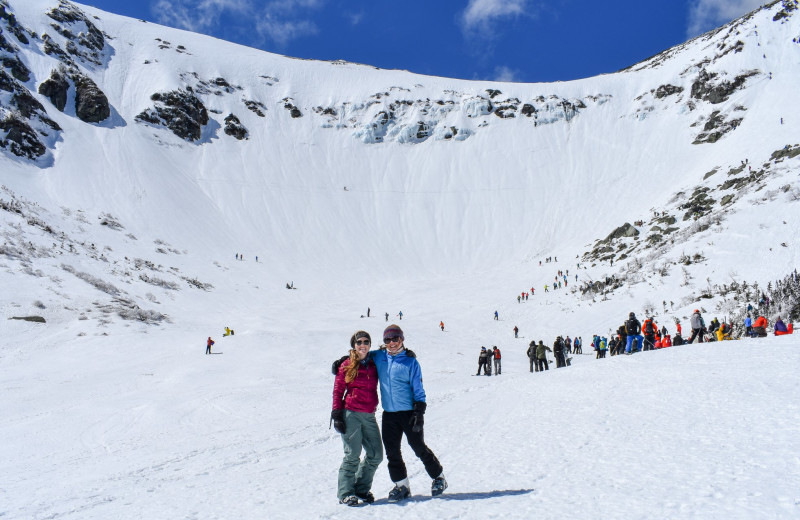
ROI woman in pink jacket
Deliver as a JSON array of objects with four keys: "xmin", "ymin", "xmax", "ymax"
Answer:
[{"xmin": 330, "ymin": 331, "xmax": 382, "ymax": 507}]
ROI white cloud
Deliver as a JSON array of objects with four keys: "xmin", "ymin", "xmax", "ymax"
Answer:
[
  {"xmin": 460, "ymin": 0, "xmax": 531, "ymax": 35},
  {"xmin": 347, "ymin": 12, "xmax": 365, "ymax": 26},
  {"xmin": 151, "ymin": 0, "xmax": 250, "ymax": 33},
  {"xmin": 493, "ymin": 65, "xmax": 519, "ymax": 82},
  {"xmin": 687, "ymin": 0, "xmax": 764, "ymax": 38},
  {"xmin": 151, "ymin": 0, "xmax": 322, "ymax": 47},
  {"xmin": 255, "ymin": 0, "xmax": 323, "ymax": 46}
]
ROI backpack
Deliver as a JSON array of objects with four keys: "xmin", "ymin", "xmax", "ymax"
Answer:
[
  {"xmin": 625, "ymin": 319, "xmax": 638, "ymax": 335},
  {"xmin": 644, "ymin": 320, "xmax": 655, "ymax": 334}
]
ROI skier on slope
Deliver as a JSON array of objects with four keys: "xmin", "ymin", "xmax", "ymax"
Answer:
[{"xmin": 206, "ymin": 336, "xmax": 214, "ymax": 354}]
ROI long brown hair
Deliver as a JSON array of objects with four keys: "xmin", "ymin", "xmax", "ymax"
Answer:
[{"xmin": 345, "ymin": 348, "xmax": 361, "ymax": 383}]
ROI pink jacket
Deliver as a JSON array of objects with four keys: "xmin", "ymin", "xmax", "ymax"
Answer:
[{"xmin": 332, "ymin": 359, "xmax": 379, "ymax": 413}]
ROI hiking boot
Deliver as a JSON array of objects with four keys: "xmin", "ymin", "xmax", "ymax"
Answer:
[
  {"xmin": 355, "ymin": 491, "xmax": 374, "ymax": 504},
  {"xmin": 431, "ymin": 476, "xmax": 448, "ymax": 496},
  {"xmin": 388, "ymin": 484, "xmax": 410, "ymax": 503},
  {"xmin": 339, "ymin": 495, "xmax": 359, "ymax": 507}
]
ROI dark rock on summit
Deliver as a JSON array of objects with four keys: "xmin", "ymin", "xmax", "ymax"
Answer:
[
  {"xmin": 73, "ymin": 73, "xmax": 110, "ymax": 123},
  {"xmin": 38, "ymin": 68, "xmax": 70, "ymax": 111},
  {"xmin": 691, "ymin": 69, "xmax": 758, "ymax": 104},
  {"xmin": 655, "ymin": 84, "xmax": 683, "ymax": 99},
  {"xmin": 135, "ymin": 89, "xmax": 209, "ymax": 141}
]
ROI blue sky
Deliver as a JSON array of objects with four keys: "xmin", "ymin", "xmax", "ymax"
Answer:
[{"xmin": 81, "ymin": 0, "xmax": 764, "ymax": 83}]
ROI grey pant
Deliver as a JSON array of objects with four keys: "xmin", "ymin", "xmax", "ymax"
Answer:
[
  {"xmin": 494, "ymin": 358, "xmax": 501, "ymax": 374},
  {"xmin": 338, "ymin": 410, "xmax": 383, "ymax": 500}
]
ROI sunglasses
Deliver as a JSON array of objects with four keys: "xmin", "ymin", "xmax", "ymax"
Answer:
[
  {"xmin": 355, "ymin": 339, "xmax": 371, "ymax": 346},
  {"xmin": 384, "ymin": 336, "xmax": 402, "ymax": 344}
]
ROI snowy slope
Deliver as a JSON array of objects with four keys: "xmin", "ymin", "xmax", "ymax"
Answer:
[{"xmin": 1, "ymin": 0, "xmax": 800, "ymax": 518}]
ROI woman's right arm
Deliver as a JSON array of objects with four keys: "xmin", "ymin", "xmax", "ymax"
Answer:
[{"xmin": 332, "ymin": 363, "xmax": 347, "ymax": 410}]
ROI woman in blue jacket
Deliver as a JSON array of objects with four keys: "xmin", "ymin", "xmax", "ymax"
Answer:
[{"xmin": 371, "ymin": 324, "xmax": 447, "ymax": 502}]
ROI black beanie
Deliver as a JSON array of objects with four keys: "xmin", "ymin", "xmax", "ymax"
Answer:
[{"xmin": 350, "ymin": 330, "xmax": 371, "ymax": 348}]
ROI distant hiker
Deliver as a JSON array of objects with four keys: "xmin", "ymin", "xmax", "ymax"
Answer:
[
  {"xmin": 565, "ymin": 336, "xmax": 572, "ymax": 354},
  {"xmin": 709, "ymin": 317, "xmax": 720, "ymax": 334},
  {"xmin": 624, "ymin": 312, "xmax": 643, "ymax": 354},
  {"xmin": 235, "ymin": 253, "xmax": 238, "ymax": 260},
  {"xmin": 688, "ymin": 309, "xmax": 705, "ymax": 344},
  {"xmin": 255, "ymin": 256, "xmax": 258, "ymax": 262},
  {"xmin": 535, "ymin": 340, "xmax": 551, "ymax": 372},
  {"xmin": 439, "ymin": 321, "xmax": 444, "ymax": 331},
  {"xmin": 527, "ymin": 341, "xmax": 537, "ymax": 372},
  {"xmin": 676, "ymin": 320, "xmax": 682, "ymax": 337},
  {"xmin": 574, "ymin": 336, "xmax": 582, "ymax": 355},
  {"xmin": 494, "ymin": 310, "xmax": 499, "ymax": 320},
  {"xmin": 398, "ymin": 311, "xmax": 403, "ymax": 320},
  {"xmin": 206, "ymin": 337, "xmax": 214, "ymax": 354},
  {"xmin": 367, "ymin": 308, "xmax": 370, "ymax": 318},
  {"xmin": 331, "ymin": 331, "xmax": 381, "ymax": 506},
  {"xmin": 385, "ymin": 312, "xmax": 389, "ymax": 322},
  {"xmin": 774, "ymin": 317, "xmax": 792, "ymax": 336},
  {"xmin": 545, "ymin": 285, "xmax": 549, "ymax": 292},
  {"xmin": 744, "ymin": 314, "xmax": 752, "ymax": 336},
  {"xmin": 642, "ymin": 317, "xmax": 658, "ymax": 351},
  {"xmin": 477, "ymin": 347, "xmax": 490, "ymax": 375},
  {"xmin": 513, "ymin": 326, "xmax": 519, "ymax": 338},
  {"xmin": 553, "ymin": 336, "xmax": 567, "ymax": 368},
  {"xmin": 518, "ymin": 295, "xmax": 521, "ymax": 303},
  {"xmin": 492, "ymin": 346, "xmax": 501, "ymax": 375},
  {"xmin": 751, "ymin": 316, "xmax": 768, "ymax": 337}
]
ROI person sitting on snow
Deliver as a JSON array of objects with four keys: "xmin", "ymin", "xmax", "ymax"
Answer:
[
  {"xmin": 751, "ymin": 316, "xmax": 768, "ymax": 337},
  {"xmin": 774, "ymin": 317, "xmax": 793, "ymax": 336}
]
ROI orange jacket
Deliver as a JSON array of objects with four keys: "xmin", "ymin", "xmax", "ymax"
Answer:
[{"xmin": 753, "ymin": 316, "xmax": 768, "ymax": 328}]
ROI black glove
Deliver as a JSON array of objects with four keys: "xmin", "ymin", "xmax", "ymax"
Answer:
[
  {"xmin": 410, "ymin": 401, "xmax": 426, "ymax": 433},
  {"xmin": 331, "ymin": 409, "xmax": 346, "ymax": 434},
  {"xmin": 331, "ymin": 355, "xmax": 349, "ymax": 375}
]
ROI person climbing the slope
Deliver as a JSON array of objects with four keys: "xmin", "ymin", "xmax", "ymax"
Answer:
[
  {"xmin": 688, "ymin": 310, "xmax": 705, "ymax": 344},
  {"xmin": 206, "ymin": 336, "xmax": 214, "ymax": 354},
  {"xmin": 624, "ymin": 312, "xmax": 642, "ymax": 354},
  {"xmin": 331, "ymin": 331, "xmax": 382, "ymax": 506}
]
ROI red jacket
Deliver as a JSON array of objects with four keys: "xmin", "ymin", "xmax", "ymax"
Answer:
[
  {"xmin": 332, "ymin": 358, "xmax": 379, "ymax": 413},
  {"xmin": 493, "ymin": 348, "xmax": 501, "ymax": 359},
  {"xmin": 754, "ymin": 316, "xmax": 768, "ymax": 329}
]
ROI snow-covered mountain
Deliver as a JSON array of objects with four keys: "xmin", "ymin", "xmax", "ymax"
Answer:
[{"xmin": 2, "ymin": 1, "xmax": 800, "ymax": 518}]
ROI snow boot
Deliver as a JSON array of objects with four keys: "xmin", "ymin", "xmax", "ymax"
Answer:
[
  {"xmin": 388, "ymin": 480, "xmax": 411, "ymax": 503},
  {"xmin": 355, "ymin": 491, "xmax": 374, "ymax": 504},
  {"xmin": 339, "ymin": 495, "xmax": 359, "ymax": 507},
  {"xmin": 431, "ymin": 475, "xmax": 448, "ymax": 497}
]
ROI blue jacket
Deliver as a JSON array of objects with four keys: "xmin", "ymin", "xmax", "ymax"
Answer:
[{"xmin": 369, "ymin": 348, "xmax": 426, "ymax": 412}]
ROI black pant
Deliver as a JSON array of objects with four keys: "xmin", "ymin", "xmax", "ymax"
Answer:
[
  {"xmin": 688, "ymin": 328, "xmax": 704, "ymax": 343},
  {"xmin": 643, "ymin": 335, "xmax": 655, "ymax": 351},
  {"xmin": 206, "ymin": 346, "xmax": 211, "ymax": 354},
  {"xmin": 536, "ymin": 358, "xmax": 549, "ymax": 371},
  {"xmin": 555, "ymin": 352, "xmax": 566, "ymax": 367},
  {"xmin": 382, "ymin": 411, "xmax": 442, "ymax": 482}
]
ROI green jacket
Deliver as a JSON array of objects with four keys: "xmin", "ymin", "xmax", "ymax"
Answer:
[{"xmin": 535, "ymin": 343, "xmax": 551, "ymax": 360}]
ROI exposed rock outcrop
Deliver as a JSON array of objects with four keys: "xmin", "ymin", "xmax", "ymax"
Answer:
[
  {"xmin": 38, "ymin": 67, "xmax": 70, "ymax": 111},
  {"xmin": 135, "ymin": 89, "xmax": 209, "ymax": 141},
  {"xmin": 0, "ymin": 115, "xmax": 46, "ymax": 159},
  {"xmin": 72, "ymin": 73, "xmax": 110, "ymax": 123},
  {"xmin": 223, "ymin": 114, "xmax": 248, "ymax": 140}
]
